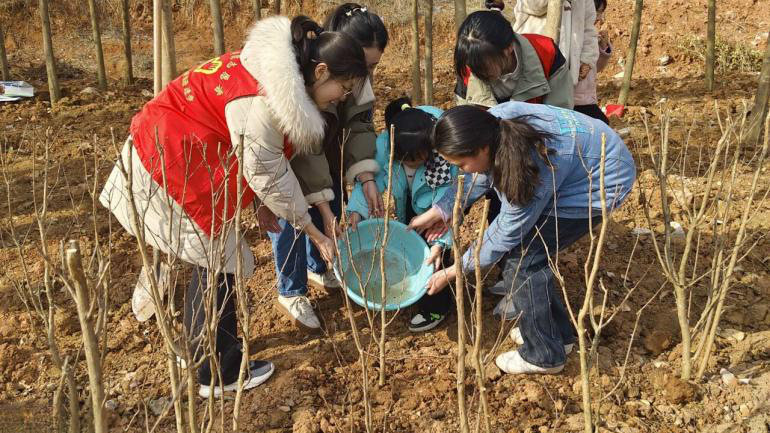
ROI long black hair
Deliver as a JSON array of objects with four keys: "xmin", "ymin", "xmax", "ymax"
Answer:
[
  {"xmin": 454, "ymin": 10, "xmax": 516, "ymax": 82},
  {"xmin": 323, "ymin": 3, "xmax": 389, "ymax": 51},
  {"xmin": 291, "ymin": 15, "xmax": 369, "ymax": 85},
  {"xmin": 433, "ymin": 106, "xmax": 553, "ymax": 206},
  {"xmin": 384, "ymin": 97, "xmax": 436, "ymax": 161}
]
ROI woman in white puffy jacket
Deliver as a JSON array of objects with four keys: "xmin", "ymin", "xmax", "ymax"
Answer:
[{"xmin": 99, "ymin": 16, "xmax": 369, "ymax": 398}]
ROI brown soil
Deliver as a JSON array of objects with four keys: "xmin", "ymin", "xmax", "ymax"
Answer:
[{"xmin": 1, "ymin": 1, "xmax": 770, "ymax": 432}]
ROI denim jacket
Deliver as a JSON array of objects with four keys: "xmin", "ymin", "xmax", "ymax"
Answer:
[
  {"xmin": 435, "ymin": 101, "xmax": 636, "ymax": 271},
  {"xmin": 348, "ymin": 106, "xmax": 456, "ymax": 249}
]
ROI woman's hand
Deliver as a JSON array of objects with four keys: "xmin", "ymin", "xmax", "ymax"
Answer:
[
  {"xmin": 425, "ymin": 264, "xmax": 457, "ymax": 295},
  {"xmin": 349, "ymin": 211, "xmax": 362, "ymax": 232},
  {"xmin": 317, "ymin": 201, "xmax": 341, "ymax": 239},
  {"xmin": 305, "ymin": 223, "xmax": 336, "ymax": 264},
  {"xmin": 407, "ymin": 207, "xmax": 447, "ymax": 240},
  {"xmin": 425, "ymin": 244, "xmax": 444, "ymax": 270},
  {"xmin": 358, "ymin": 173, "xmax": 384, "ymax": 217},
  {"xmin": 256, "ymin": 204, "xmax": 281, "ymax": 233}
]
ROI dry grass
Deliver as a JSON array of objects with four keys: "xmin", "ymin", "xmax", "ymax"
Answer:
[{"xmin": 678, "ymin": 35, "xmax": 764, "ymax": 74}]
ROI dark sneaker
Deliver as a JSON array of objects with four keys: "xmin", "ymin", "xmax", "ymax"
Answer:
[
  {"xmin": 409, "ymin": 311, "xmax": 446, "ymax": 332},
  {"xmin": 198, "ymin": 360, "xmax": 274, "ymax": 398}
]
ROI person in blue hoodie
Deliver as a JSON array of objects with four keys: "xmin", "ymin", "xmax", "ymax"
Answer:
[
  {"xmin": 347, "ymin": 97, "xmax": 457, "ymax": 332},
  {"xmin": 409, "ymin": 102, "xmax": 636, "ymax": 374}
]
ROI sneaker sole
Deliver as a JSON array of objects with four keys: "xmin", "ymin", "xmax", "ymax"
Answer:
[
  {"xmin": 274, "ymin": 299, "xmax": 321, "ymax": 333},
  {"xmin": 495, "ymin": 355, "xmax": 565, "ymax": 375},
  {"xmin": 198, "ymin": 363, "xmax": 275, "ymax": 398},
  {"xmin": 408, "ymin": 316, "xmax": 446, "ymax": 333}
]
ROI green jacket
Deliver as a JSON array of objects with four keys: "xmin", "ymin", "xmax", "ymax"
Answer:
[
  {"xmin": 290, "ymin": 79, "xmax": 380, "ymax": 205},
  {"xmin": 455, "ymin": 32, "xmax": 574, "ymax": 109}
]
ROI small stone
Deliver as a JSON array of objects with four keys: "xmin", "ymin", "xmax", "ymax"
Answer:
[
  {"xmin": 739, "ymin": 404, "xmax": 750, "ymax": 417},
  {"xmin": 278, "ymin": 405, "xmax": 291, "ymax": 412},
  {"xmin": 617, "ymin": 127, "xmax": 632, "ymax": 138},
  {"xmin": 105, "ymin": 399, "xmax": 119, "ymax": 411},
  {"xmin": 664, "ymin": 376, "xmax": 696, "ymax": 404},
  {"xmin": 632, "ymin": 227, "xmax": 653, "ymax": 236},
  {"xmin": 658, "ymin": 55, "xmax": 672, "ymax": 66},
  {"xmin": 81, "ymin": 87, "xmax": 100, "ymax": 95},
  {"xmin": 430, "ymin": 409, "xmax": 445, "ymax": 420},
  {"xmin": 669, "ymin": 221, "xmax": 685, "ymax": 238},
  {"xmin": 141, "ymin": 89, "xmax": 153, "ymax": 98},
  {"xmin": 485, "ymin": 363, "xmax": 502, "ymax": 381},
  {"xmin": 720, "ymin": 368, "xmax": 737, "ymax": 386},
  {"xmin": 148, "ymin": 397, "xmax": 169, "ymax": 416}
]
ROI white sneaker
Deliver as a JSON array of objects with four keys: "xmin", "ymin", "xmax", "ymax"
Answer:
[
  {"xmin": 275, "ymin": 295, "xmax": 321, "ymax": 331},
  {"xmin": 495, "ymin": 350, "xmax": 564, "ymax": 375},
  {"xmin": 198, "ymin": 360, "xmax": 274, "ymax": 398},
  {"xmin": 509, "ymin": 327, "xmax": 574, "ymax": 355},
  {"xmin": 307, "ymin": 269, "xmax": 341, "ymax": 289}
]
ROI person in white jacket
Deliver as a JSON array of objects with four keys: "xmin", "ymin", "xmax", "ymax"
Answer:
[
  {"xmin": 512, "ymin": 0, "xmax": 600, "ymax": 96},
  {"xmin": 99, "ymin": 16, "xmax": 369, "ymax": 398}
]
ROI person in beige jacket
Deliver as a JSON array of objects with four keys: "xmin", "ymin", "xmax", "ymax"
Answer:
[
  {"xmin": 512, "ymin": 0, "xmax": 599, "ymax": 87},
  {"xmin": 99, "ymin": 16, "xmax": 369, "ymax": 397}
]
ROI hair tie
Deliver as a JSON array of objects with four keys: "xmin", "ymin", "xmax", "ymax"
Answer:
[
  {"xmin": 306, "ymin": 29, "xmax": 321, "ymax": 40},
  {"xmin": 345, "ymin": 6, "xmax": 368, "ymax": 16},
  {"xmin": 401, "ymin": 103, "xmax": 411, "ymax": 111},
  {"xmin": 490, "ymin": 7, "xmax": 502, "ymax": 11}
]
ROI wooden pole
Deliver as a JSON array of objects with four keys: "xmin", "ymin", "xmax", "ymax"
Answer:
[
  {"xmin": 273, "ymin": 0, "xmax": 281, "ymax": 15},
  {"xmin": 411, "ymin": 0, "xmax": 422, "ymax": 105},
  {"xmin": 120, "ymin": 0, "xmax": 133, "ymax": 86},
  {"xmin": 153, "ymin": 0, "xmax": 162, "ymax": 95},
  {"xmin": 618, "ymin": 0, "xmax": 643, "ymax": 106},
  {"xmin": 38, "ymin": 0, "xmax": 60, "ymax": 105},
  {"xmin": 254, "ymin": 0, "xmax": 262, "ymax": 21},
  {"xmin": 705, "ymin": 0, "xmax": 716, "ymax": 92},
  {"xmin": 161, "ymin": 0, "xmax": 177, "ymax": 87},
  {"xmin": 210, "ymin": 0, "xmax": 226, "ymax": 55},
  {"xmin": 454, "ymin": 0, "xmax": 466, "ymax": 32},
  {"xmin": 747, "ymin": 32, "xmax": 770, "ymax": 145},
  {"xmin": 0, "ymin": 25, "xmax": 10, "ymax": 80},
  {"xmin": 452, "ymin": 175, "xmax": 470, "ymax": 433},
  {"xmin": 424, "ymin": 0, "xmax": 434, "ymax": 105},
  {"xmin": 87, "ymin": 0, "xmax": 108, "ymax": 89}
]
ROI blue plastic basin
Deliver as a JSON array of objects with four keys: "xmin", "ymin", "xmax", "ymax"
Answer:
[{"xmin": 334, "ymin": 218, "xmax": 432, "ymax": 311}]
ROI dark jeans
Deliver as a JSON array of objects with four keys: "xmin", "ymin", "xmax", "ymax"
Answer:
[
  {"xmin": 574, "ymin": 104, "xmax": 610, "ymax": 125},
  {"xmin": 499, "ymin": 214, "xmax": 601, "ymax": 368},
  {"xmin": 184, "ymin": 267, "xmax": 241, "ymax": 385},
  {"xmin": 268, "ymin": 175, "xmax": 344, "ymax": 297}
]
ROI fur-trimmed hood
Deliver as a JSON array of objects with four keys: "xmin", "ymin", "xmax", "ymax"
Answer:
[{"xmin": 240, "ymin": 16, "xmax": 325, "ymax": 153}]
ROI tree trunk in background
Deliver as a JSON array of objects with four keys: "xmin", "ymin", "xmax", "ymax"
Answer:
[
  {"xmin": 411, "ymin": 0, "xmax": 422, "ymax": 105},
  {"xmin": 0, "ymin": 25, "xmax": 10, "ymax": 80},
  {"xmin": 618, "ymin": 0, "xmax": 643, "ymax": 106},
  {"xmin": 153, "ymin": 0, "xmax": 162, "ymax": 95},
  {"xmin": 87, "ymin": 0, "xmax": 107, "ymax": 89},
  {"xmin": 424, "ymin": 0, "xmax": 434, "ymax": 105},
  {"xmin": 746, "ymin": 33, "xmax": 770, "ymax": 145},
  {"xmin": 254, "ymin": 0, "xmax": 262, "ymax": 20},
  {"xmin": 705, "ymin": 0, "xmax": 716, "ymax": 92},
  {"xmin": 210, "ymin": 0, "xmax": 226, "ymax": 55},
  {"xmin": 161, "ymin": 0, "xmax": 177, "ymax": 87},
  {"xmin": 545, "ymin": 0, "xmax": 564, "ymax": 42},
  {"xmin": 454, "ymin": 0, "xmax": 466, "ymax": 32},
  {"xmin": 120, "ymin": 0, "xmax": 133, "ymax": 86},
  {"xmin": 39, "ymin": 0, "xmax": 60, "ymax": 105},
  {"xmin": 273, "ymin": 0, "xmax": 281, "ymax": 15}
]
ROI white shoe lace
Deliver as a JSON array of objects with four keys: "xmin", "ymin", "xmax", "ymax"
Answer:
[{"xmin": 291, "ymin": 296, "xmax": 314, "ymax": 318}]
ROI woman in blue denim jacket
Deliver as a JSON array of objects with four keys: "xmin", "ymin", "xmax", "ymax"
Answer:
[
  {"xmin": 410, "ymin": 101, "xmax": 636, "ymax": 374},
  {"xmin": 348, "ymin": 97, "xmax": 457, "ymax": 332}
]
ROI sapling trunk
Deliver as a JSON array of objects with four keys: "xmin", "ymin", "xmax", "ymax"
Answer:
[
  {"xmin": 161, "ymin": 0, "xmax": 177, "ymax": 86},
  {"xmin": 86, "ymin": 0, "xmax": 107, "ymax": 89},
  {"xmin": 0, "ymin": 25, "xmax": 10, "ymax": 80},
  {"xmin": 210, "ymin": 0, "xmax": 226, "ymax": 55},
  {"xmin": 705, "ymin": 0, "xmax": 716, "ymax": 92},
  {"xmin": 452, "ymin": 175, "xmax": 470, "ymax": 433},
  {"xmin": 378, "ymin": 124, "xmax": 396, "ymax": 386},
  {"xmin": 424, "ymin": 0, "xmax": 434, "ymax": 105},
  {"xmin": 472, "ymin": 200, "xmax": 491, "ymax": 433},
  {"xmin": 454, "ymin": 0, "xmax": 466, "ymax": 31},
  {"xmin": 619, "ymin": 0, "xmax": 643, "ymax": 106},
  {"xmin": 153, "ymin": 0, "xmax": 162, "ymax": 95},
  {"xmin": 411, "ymin": 0, "xmax": 422, "ymax": 105},
  {"xmin": 38, "ymin": 0, "xmax": 60, "ymax": 105},
  {"xmin": 120, "ymin": 0, "xmax": 133, "ymax": 86}
]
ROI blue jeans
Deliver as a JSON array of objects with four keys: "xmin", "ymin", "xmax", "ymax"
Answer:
[
  {"xmin": 268, "ymin": 177, "xmax": 344, "ymax": 297},
  {"xmin": 499, "ymin": 214, "xmax": 601, "ymax": 368}
]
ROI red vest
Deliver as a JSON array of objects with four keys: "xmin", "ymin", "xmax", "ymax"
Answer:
[
  {"xmin": 461, "ymin": 34, "xmax": 558, "ymax": 104},
  {"xmin": 131, "ymin": 51, "xmax": 283, "ymax": 236}
]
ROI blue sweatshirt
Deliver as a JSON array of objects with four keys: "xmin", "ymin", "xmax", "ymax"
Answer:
[{"xmin": 435, "ymin": 102, "xmax": 637, "ymax": 271}]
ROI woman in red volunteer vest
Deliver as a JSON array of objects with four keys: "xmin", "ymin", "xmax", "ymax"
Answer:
[{"xmin": 99, "ymin": 15, "xmax": 369, "ymax": 397}]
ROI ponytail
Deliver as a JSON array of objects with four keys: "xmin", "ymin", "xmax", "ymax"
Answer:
[
  {"xmin": 494, "ymin": 118, "xmax": 553, "ymax": 205},
  {"xmin": 433, "ymin": 106, "xmax": 553, "ymax": 206},
  {"xmin": 290, "ymin": 15, "xmax": 369, "ymax": 85},
  {"xmin": 383, "ymin": 96, "xmax": 437, "ymax": 161}
]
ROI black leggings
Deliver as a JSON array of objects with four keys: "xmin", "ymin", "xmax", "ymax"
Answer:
[
  {"xmin": 184, "ymin": 267, "xmax": 241, "ymax": 385},
  {"xmin": 574, "ymin": 104, "xmax": 610, "ymax": 124}
]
